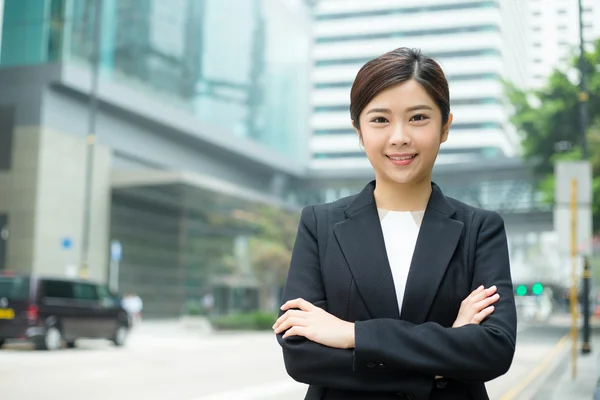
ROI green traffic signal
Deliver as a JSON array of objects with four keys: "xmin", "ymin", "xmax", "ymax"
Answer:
[
  {"xmin": 516, "ymin": 285, "xmax": 527, "ymax": 296},
  {"xmin": 532, "ymin": 283, "xmax": 544, "ymax": 295}
]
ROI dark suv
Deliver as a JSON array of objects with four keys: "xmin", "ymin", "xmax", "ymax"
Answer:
[{"xmin": 0, "ymin": 272, "xmax": 130, "ymax": 350}]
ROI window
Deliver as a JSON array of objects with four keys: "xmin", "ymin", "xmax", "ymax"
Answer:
[
  {"xmin": 44, "ymin": 280, "xmax": 74, "ymax": 299},
  {"xmin": 534, "ymin": 58, "xmax": 542, "ymax": 63},
  {"xmin": 533, "ymin": 42, "xmax": 542, "ymax": 47},
  {"xmin": 532, "ymin": 26, "xmax": 541, "ymax": 32},
  {"xmin": 0, "ymin": 277, "xmax": 30, "ymax": 300},
  {"xmin": 316, "ymin": 1, "xmax": 499, "ymax": 20},
  {"xmin": 0, "ymin": 106, "xmax": 15, "ymax": 171},
  {"xmin": 74, "ymin": 283, "xmax": 99, "ymax": 301},
  {"xmin": 557, "ymin": 9, "xmax": 567, "ymax": 15}
]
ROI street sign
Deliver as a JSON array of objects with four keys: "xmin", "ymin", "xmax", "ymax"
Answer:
[
  {"xmin": 61, "ymin": 237, "xmax": 73, "ymax": 251},
  {"xmin": 110, "ymin": 240, "xmax": 122, "ymax": 262},
  {"xmin": 554, "ymin": 161, "xmax": 593, "ymax": 256}
]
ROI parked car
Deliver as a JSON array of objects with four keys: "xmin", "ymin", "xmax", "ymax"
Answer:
[{"xmin": 0, "ymin": 271, "xmax": 130, "ymax": 350}]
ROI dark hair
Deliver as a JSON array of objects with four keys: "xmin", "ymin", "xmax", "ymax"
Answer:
[{"xmin": 350, "ymin": 47, "xmax": 450, "ymax": 130}]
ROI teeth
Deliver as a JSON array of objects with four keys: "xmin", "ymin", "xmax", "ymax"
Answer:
[{"xmin": 390, "ymin": 155, "xmax": 415, "ymax": 161}]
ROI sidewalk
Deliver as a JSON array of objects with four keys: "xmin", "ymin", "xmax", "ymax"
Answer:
[{"xmin": 533, "ymin": 314, "xmax": 600, "ymax": 400}]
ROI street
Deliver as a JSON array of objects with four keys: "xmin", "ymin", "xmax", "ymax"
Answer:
[{"xmin": 0, "ymin": 320, "xmax": 569, "ymax": 400}]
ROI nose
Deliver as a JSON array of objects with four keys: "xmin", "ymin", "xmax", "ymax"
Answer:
[{"xmin": 389, "ymin": 122, "xmax": 411, "ymax": 146}]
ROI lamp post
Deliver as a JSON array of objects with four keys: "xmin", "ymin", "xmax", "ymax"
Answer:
[{"xmin": 80, "ymin": 0, "xmax": 103, "ymax": 278}]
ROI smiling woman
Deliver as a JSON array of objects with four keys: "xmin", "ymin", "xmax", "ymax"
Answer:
[{"xmin": 274, "ymin": 48, "xmax": 517, "ymax": 400}]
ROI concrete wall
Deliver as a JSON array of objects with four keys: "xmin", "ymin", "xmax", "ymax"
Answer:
[
  {"xmin": 33, "ymin": 127, "xmax": 112, "ymax": 281},
  {"xmin": 0, "ymin": 126, "xmax": 111, "ymax": 280},
  {"xmin": 0, "ymin": 127, "xmax": 41, "ymax": 272}
]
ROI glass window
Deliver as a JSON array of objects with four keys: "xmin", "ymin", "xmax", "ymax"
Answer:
[
  {"xmin": 0, "ymin": 0, "xmax": 66, "ymax": 67},
  {"xmin": 44, "ymin": 280, "xmax": 74, "ymax": 299},
  {"xmin": 74, "ymin": 283, "xmax": 99, "ymax": 301},
  {"xmin": 0, "ymin": 277, "xmax": 30, "ymax": 300}
]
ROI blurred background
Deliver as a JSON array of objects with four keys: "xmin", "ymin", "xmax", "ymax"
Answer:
[{"xmin": 0, "ymin": 0, "xmax": 598, "ymax": 399}]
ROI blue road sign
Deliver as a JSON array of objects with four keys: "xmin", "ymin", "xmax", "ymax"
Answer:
[{"xmin": 61, "ymin": 237, "xmax": 73, "ymax": 250}]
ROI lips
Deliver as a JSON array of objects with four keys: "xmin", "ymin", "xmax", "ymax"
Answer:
[{"xmin": 387, "ymin": 154, "xmax": 416, "ymax": 161}]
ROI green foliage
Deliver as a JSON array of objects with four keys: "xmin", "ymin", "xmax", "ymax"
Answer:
[
  {"xmin": 247, "ymin": 205, "xmax": 300, "ymax": 287},
  {"xmin": 505, "ymin": 39, "xmax": 600, "ymax": 233},
  {"xmin": 209, "ymin": 311, "xmax": 278, "ymax": 331},
  {"xmin": 183, "ymin": 300, "xmax": 206, "ymax": 316}
]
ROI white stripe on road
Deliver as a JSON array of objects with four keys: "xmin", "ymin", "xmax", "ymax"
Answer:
[{"xmin": 192, "ymin": 380, "xmax": 305, "ymax": 400}]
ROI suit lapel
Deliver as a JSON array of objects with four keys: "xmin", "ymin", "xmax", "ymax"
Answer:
[
  {"xmin": 333, "ymin": 181, "xmax": 464, "ymax": 323},
  {"xmin": 333, "ymin": 182, "xmax": 400, "ymax": 319},
  {"xmin": 400, "ymin": 184, "xmax": 464, "ymax": 324}
]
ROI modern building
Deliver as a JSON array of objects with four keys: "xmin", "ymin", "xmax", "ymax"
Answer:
[
  {"xmin": 309, "ymin": 0, "xmax": 528, "ymax": 171},
  {"xmin": 527, "ymin": 0, "xmax": 599, "ymax": 88},
  {"xmin": 0, "ymin": 0, "xmax": 313, "ymax": 317}
]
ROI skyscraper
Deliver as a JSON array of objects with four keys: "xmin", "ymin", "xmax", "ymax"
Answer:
[
  {"xmin": 527, "ymin": 0, "xmax": 599, "ymax": 88},
  {"xmin": 309, "ymin": 0, "xmax": 529, "ymax": 172}
]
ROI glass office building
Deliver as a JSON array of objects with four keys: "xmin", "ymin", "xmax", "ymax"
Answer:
[
  {"xmin": 0, "ymin": 0, "xmax": 311, "ymax": 317},
  {"xmin": 1, "ymin": 0, "xmax": 310, "ymax": 160}
]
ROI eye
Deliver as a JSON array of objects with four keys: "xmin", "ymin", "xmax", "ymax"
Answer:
[
  {"xmin": 410, "ymin": 114, "xmax": 429, "ymax": 123},
  {"xmin": 371, "ymin": 117, "xmax": 389, "ymax": 123}
]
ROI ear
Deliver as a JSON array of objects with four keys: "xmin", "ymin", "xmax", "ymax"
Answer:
[
  {"xmin": 441, "ymin": 113, "xmax": 453, "ymax": 144},
  {"xmin": 352, "ymin": 120, "xmax": 363, "ymax": 146}
]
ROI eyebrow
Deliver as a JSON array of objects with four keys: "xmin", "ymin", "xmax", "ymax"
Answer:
[{"xmin": 366, "ymin": 105, "xmax": 433, "ymax": 115}]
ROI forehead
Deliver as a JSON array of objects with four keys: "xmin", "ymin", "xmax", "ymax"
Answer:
[{"xmin": 368, "ymin": 80, "xmax": 436, "ymax": 107}]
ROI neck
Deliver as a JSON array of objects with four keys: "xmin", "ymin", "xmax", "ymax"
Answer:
[{"xmin": 373, "ymin": 178, "xmax": 432, "ymax": 211}]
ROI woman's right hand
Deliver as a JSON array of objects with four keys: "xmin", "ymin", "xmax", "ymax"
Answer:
[{"xmin": 452, "ymin": 285, "xmax": 499, "ymax": 328}]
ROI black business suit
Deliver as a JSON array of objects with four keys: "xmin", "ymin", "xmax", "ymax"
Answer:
[{"xmin": 276, "ymin": 181, "xmax": 517, "ymax": 400}]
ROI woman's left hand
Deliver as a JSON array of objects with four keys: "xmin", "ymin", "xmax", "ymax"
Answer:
[{"xmin": 273, "ymin": 298, "xmax": 355, "ymax": 349}]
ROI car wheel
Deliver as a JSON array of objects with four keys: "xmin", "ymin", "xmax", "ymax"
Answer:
[
  {"xmin": 66, "ymin": 340, "xmax": 77, "ymax": 349},
  {"xmin": 36, "ymin": 326, "xmax": 62, "ymax": 351},
  {"xmin": 111, "ymin": 325, "xmax": 128, "ymax": 347}
]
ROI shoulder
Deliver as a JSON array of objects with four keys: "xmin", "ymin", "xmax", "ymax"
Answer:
[{"xmin": 298, "ymin": 193, "xmax": 358, "ymax": 226}]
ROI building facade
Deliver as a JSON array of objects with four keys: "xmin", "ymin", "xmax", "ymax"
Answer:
[
  {"xmin": 527, "ymin": 0, "xmax": 599, "ymax": 88},
  {"xmin": 309, "ymin": 0, "xmax": 528, "ymax": 171},
  {"xmin": 0, "ymin": 0, "xmax": 312, "ymax": 316}
]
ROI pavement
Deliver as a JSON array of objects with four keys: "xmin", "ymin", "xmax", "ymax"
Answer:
[
  {"xmin": 0, "ymin": 315, "xmax": 597, "ymax": 400},
  {"xmin": 530, "ymin": 313, "xmax": 600, "ymax": 400}
]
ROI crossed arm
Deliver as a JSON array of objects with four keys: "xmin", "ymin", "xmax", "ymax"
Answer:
[{"xmin": 274, "ymin": 206, "xmax": 517, "ymax": 392}]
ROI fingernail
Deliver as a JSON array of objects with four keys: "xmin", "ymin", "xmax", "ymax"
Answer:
[
  {"xmin": 479, "ymin": 285, "xmax": 484, "ymax": 290},
  {"xmin": 490, "ymin": 285, "xmax": 497, "ymax": 290}
]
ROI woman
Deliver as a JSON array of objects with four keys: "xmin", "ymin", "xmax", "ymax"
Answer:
[{"xmin": 273, "ymin": 48, "xmax": 517, "ymax": 400}]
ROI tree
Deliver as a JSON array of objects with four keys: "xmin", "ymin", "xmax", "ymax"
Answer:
[
  {"xmin": 505, "ymin": 39, "xmax": 600, "ymax": 234},
  {"xmin": 247, "ymin": 204, "xmax": 300, "ymax": 310}
]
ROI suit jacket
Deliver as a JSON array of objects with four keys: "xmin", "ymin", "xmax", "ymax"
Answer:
[{"xmin": 276, "ymin": 181, "xmax": 517, "ymax": 400}]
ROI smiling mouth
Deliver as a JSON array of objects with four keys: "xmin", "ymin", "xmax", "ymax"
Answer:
[{"xmin": 387, "ymin": 155, "xmax": 416, "ymax": 161}]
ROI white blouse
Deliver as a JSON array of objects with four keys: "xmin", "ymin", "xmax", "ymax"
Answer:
[{"xmin": 377, "ymin": 209, "xmax": 424, "ymax": 314}]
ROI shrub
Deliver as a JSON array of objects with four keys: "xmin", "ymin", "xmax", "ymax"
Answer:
[{"xmin": 210, "ymin": 311, "xmax": 278, "ymax": 331}]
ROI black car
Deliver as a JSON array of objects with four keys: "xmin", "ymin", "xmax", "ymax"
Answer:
[{"xmin": 0, "ymin": 272, "xmax": 130, "ymax": 350}]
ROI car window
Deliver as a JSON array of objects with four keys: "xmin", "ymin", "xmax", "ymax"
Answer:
[
  {"xmin": 96, "ymin": 285, "xmax": 117, "ymax": 307},
  {"xmin": 43, "ymin": 280, "xmax": 74, "ymax": 299},
  {"xmin": 0, "ymin": 277, "xmax": 30, "ymax": 300},
  {"xmin": 73, "ymin": 283, "xmax": 99, "ymax": 301}
]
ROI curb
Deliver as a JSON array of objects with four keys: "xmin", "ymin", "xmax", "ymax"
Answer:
[{"xmin": 499, "ymin": 334, "xmax": 570, "ymax": 400}]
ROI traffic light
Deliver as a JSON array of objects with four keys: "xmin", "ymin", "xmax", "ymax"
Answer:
[
  {"xmin": 532, "ymin": 282, "xmax": 544, "ymax": 295},
  {"xmin": 516, "ymin": 285, "xmax": 527, "ymax": 296}
]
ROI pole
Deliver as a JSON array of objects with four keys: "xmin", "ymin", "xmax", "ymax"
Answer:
[
  {"xmin": 80, "ymin": 0, "xmax": 103, "ymax": 278},
  {"xmin": 570, "ymin": 178, "xmax": 579, "ymax": 379},
  {"xmin": 577, "ymin": 0, "xmax": 592, "ymax": 358},
  {"xmin": 109, "ymin": 260, "xmax": 120, "ymax": 293},
  {"xmin": 581, "ymin": 257, "xmax": 592, "ymax": 354},
  {"xmin": 577, "ymin": 0, "xmax": 589, "ymax": 160}
]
